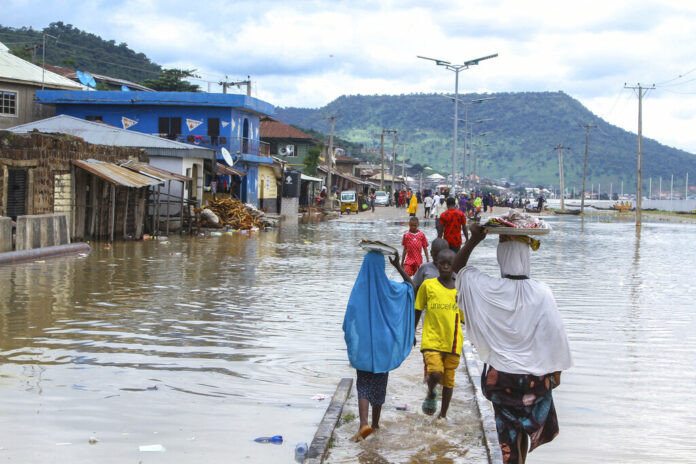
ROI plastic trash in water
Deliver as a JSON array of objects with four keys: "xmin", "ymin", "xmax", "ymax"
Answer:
[
  {"xmin": 254, "ymin": 435, "xmax": 283, "ymax": 444},
  {"xmin": 395, "ymin": 404, "xmax": 408, "ymax": 411},
  {"xmin": 139, "ymin": 444, "xmax": 166, "ymax": 452},
  {"xmin": 311, "ymin": 394, "xmax": 326, "ymax": 401},
  {"xmin": 295, "ymin": 442, "xmax": 308, "ymax": 462}
]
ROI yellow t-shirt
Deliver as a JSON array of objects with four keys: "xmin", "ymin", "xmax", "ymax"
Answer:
[{"xmin": 414, "ymin": 278, "xmax": 464, "ymax": 356}]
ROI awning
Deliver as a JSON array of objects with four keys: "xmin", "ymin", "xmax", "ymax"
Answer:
[
  {"xmin": 73, "ymin": 159, "xmax": 163, "ymax": 188},
  {"xmin": 120, "ymin": 160, "xmax": 191, "ymax": 182},
  {"xmin": 216, "ymin": 162, "xmax": 246, "ymax": 177},
  {"xmin": 318, "ymin": 166, "xmax": 369, "ymax": 185},
  {"xmin": 301, "ymin": 173, "xmax": 323, "ymax": 183}
]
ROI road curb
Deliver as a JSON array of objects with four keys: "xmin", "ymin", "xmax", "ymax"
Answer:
[
  {"xmin": 462, "ymin": 341, "xmax": 503, "ymax": 464},
  {"xmin": 306, "ymin": 377, "xmax": 353, "ymax": 464}
]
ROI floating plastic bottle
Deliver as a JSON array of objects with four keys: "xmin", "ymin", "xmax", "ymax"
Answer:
[
  {"xmin": 254, "ymin": 435, "xmax": 283, "ymax": 444},
  {"xmin": 295, "ymin": 442, "xmax": 308, "ymax": 461}
]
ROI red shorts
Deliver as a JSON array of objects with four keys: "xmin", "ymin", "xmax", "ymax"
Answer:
[{"xmin": 404, "ymin": 262, "xmax": 420, "ymax": 276}]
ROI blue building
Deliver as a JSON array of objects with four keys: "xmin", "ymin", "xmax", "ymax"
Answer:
[{"xmin": 35, "ymin": 90, "xmax": 275, "ymax": 207}]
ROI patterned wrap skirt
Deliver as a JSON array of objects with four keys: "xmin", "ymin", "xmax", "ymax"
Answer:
[
  {"xmin": 481, "ymin": 365, "xmax": 560, "ymax": 464},
  {"xmin": 356, "ymin": 370, "xmax": 389, "ymax": 407}
]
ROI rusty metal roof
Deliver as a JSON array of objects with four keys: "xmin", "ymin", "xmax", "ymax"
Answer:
[
  {"xmin": 260, "ymin": 117, "xmax": 315, "ymax": 140},
  {"xmin": 120, "ymin": 160, "xmax": 191, "ymax": 182},
  {"xmin": 216, "ymin": 162, "xmax": 246, "ymax": 177},
  {"xmin": 73, "ymin": 159, "xmax": 163, "ymax": 188}
]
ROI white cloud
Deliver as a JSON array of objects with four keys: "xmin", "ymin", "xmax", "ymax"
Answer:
[{"xmin": 3, "ymin": 0, "xmax": 696, "ymax": 153}]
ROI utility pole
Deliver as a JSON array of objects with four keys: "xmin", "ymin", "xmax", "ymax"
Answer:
[
  {"xmin": 399, "ymin": 143, "xmax": 408, "ymax": 179},
  {"xmin": 418, "ymin": 53, "xmax": 498, "ymax": 196},
  {"xmin": 379, "ymin": 129, "xmax": 396, "ymax": 190},
  {"xmin": 324, "ymin": 114, "xmax": 338, "ymax": 210},
  {"xmin": 379, "ymin": 131, "xmax": 385, "ymax": 190},
  {"xmin": 625, "ymin": 83, "xmax": 654, "ymax": 228},
  {"xmin": 40, "ymin": 32, "xmax": 59, "ymax": 90},
  {"xmin": 390, "ymin": 131, "xmax": 398, "ymax": 192},
  {"xmin": 579, "ymin": 124, "xmax": 596, "ymax": 213},
  {"xmin": 554, "ymin": 144, "xmax": 570, "ymax": 210},
  {"xmin": 219, "ymin": 75, "xmax": 252, "ymax": 96},
  {"xmin": 686, "ymin": 173, "xmax": 689, "ymax": 199}
]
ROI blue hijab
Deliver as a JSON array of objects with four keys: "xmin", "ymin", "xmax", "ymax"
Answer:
[{"xmin": 342, "ymin": 252, "xmax": 415, "ymax": 374}]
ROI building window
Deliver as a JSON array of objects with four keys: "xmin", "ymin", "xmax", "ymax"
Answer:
[
  {"xmin": 85, "ymin": 115, "xmax": 103, "ymax": 121},
  {"xmin": 207, "ymin": 117, "xmax": 220, "ymax": 145},
  {"xmin": 158, "ymin": 117, "xmax": 182, "ymax": 140},
  {"xmin": 0, "ymin": 90, "xmax": 17, "ymax": 115}
]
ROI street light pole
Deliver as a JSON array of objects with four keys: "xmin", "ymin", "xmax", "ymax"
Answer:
[{"xmin": 418, "ymin": 53, "xmax": 498, "ymax": 196}]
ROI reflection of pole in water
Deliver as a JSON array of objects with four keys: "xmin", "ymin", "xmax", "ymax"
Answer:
[{"xmin": 630, "ymin": 228, "xmax": 642, "ymax": 309}]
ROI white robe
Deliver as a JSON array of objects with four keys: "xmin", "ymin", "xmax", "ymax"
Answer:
[{"xmin": 455, "ymin": 241, "xmax": 573, "ymax": 376}]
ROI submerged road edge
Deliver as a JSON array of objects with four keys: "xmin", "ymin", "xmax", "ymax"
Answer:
[
  {"xmin": 0, "ymin": 242, "xmax": 91, "ymax": 265},
  {"xmin": 306, "ymin": 377, "xmax": 353, "ymax": 464},
  {"xmin": 463, "ymin": 340, "xmax": 504, "ymax": 464}
]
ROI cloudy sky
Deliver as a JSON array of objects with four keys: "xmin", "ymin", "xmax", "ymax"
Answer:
[{"xmin": 4, "ymin": 0, "xmax": 696, "ymax": 153}]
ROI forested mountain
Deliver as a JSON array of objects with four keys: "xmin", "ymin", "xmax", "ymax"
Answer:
[
  {"xmin": 276, "ymin": 92, "xmax": 696, "ymax": 190},
  {"xmin": 0, "ymin": 22, "xmax": 161, "ymax": 82}
]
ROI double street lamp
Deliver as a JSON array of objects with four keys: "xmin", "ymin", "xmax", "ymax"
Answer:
[{"xmin": 418, "ymin": 53, "xmax": 498, "ymax": 195}]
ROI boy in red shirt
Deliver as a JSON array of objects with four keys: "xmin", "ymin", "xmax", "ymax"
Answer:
[
  {"xmin": 438, "ymin": 197, "xmax": 469, "ymax": 252},
  {"xmin": 401, "ymin": 217, "xmax": 430, "ymax": 276}
]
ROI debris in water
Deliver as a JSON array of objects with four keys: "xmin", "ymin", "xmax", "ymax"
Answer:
[
  {"xmin": 254, "ymin": 435, "xmax": 283, "ymax": 444},
  {"xmin": 311, "ymin": 394, "xmax": 326, "ymax": 401},
  {"xmin": 395, "ymin": 404, "xmax": 408, "ymax": 411},
  {"xmin": 89, "ymin": 437, "xmax": 98, "ymax": 445},
  {"xmin": 139, "ymin": 444, "xmax": 166, "ymax": 452}
]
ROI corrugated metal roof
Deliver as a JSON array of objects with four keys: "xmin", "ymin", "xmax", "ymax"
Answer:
[
  {"xmin": 318, "ymin": 166, "xmax": 369, "ymax": 185},
  {"xmin": 260, "ymin": 117, "xmax": 315, "ymax": 140},
  {"xmin": 216, "ymin": 162, "xmax": 246, "ymax": 177},
  {"xmin": 73, "ymin": 159, "xmax": 163, "ymax": 188},
  {"xmin": 0, "ymin": 42, "xmax": 84, "ymax": 89},
  {"xmin": 8, "ymin": 115, "xmax": 215, "ymax": 159},
  {"xmin": 120, "ymin": 160, "xmax": 191, "ymax": 182}
]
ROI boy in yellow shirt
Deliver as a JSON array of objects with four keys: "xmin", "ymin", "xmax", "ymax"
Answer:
[{"xmin": 414, "ymin": 248, "xmax": 464, "ymax": 418}]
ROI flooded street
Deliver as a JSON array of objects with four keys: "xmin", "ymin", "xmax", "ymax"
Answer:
[{"xmin": 1, "ymin": 214, "xmax": 695, "ymax": 462}]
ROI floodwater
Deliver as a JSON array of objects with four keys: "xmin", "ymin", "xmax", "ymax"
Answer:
[{"xmin": 0, "ymin": 215, "xmax": 694, "ymax": 463}]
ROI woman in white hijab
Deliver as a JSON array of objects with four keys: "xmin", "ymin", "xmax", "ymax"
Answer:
[{"xmin": 453, "ymin": 223, "xmax": 572, "ymax": 464}]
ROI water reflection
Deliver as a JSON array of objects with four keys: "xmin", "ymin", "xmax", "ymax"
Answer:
[{"xmin": 0, "ymin": 217, "xmax": 694, "ymax": 462}]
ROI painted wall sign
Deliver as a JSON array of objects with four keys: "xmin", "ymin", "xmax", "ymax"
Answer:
[
  {"xmin": 121, "ymin": 116, "xmax": 138, "ymax": 129},
  {"xmin": 221, "ymin": 121, "xmax": 229, "ymax": 127},
  {"xmin": 186, "ymin": 118, "xmax": 203, "ymax": 131}
]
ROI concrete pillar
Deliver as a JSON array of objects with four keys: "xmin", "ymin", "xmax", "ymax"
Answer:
[{"xmin": 0, "ymin": 217, "xmax": 12, "ymax": 252}]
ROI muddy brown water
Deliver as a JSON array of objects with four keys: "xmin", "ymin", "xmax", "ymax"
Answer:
[{"xmin": 0, "ymin": 216, "xmax": 694, "ymax": 462}]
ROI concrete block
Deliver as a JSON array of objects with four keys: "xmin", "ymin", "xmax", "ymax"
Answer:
[
  {"xmin": 0, "ymin": 217, "xmax": 12, "ymax": 252},
  {"xmin": 15, "ymin": 213, "xmax": 70, "ymax": 251}
]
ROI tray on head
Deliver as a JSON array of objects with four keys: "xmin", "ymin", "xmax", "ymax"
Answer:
[
  {"xmin": 359, "ymin": 239, "xmax": 398, "ymax": 255},
  {"xmin": 483, "ymin": 223, "xmax": 551, "ymax": 236}
]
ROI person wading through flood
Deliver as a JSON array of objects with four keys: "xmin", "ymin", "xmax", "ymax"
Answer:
[
  {"xmin": 438, "ymin": 197, "xmax": 469, "ymax": 252},
  {"xmin": 343, "ymin": 250, "xmax": 415, "ymax": 442},
  {"xmin": 452, "ymin": 223, "xmax": 572, "ymax": 464}
]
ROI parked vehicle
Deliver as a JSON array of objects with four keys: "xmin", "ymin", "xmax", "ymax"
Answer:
[
  {"xmin": 374, "ymin": 190, "xmax": 390, "ymax": 206},
  {"xmin": 340, "ymin": 190, "xmax": 359, "ymax": 214}
]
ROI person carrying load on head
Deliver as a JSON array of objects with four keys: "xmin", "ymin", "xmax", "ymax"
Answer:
[
  {"xmin": 452, "ymin": 223, "xmax": 572, "ymax": 464},
  {"xmin": 343, "ymin": 249, "xmax": 415, "ymax": 442}
]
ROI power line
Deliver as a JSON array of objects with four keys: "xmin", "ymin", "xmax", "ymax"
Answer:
[{"xmin": 654, "ymin": 66, "xmax": 696, "ymax": 86}]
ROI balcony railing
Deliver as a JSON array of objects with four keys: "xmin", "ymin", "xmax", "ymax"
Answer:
[{"xmin": 173, "ymin": 135, "xmax": 270, "ymax": 157}]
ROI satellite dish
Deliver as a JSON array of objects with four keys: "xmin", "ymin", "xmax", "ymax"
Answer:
[
  {"xmin": 76, "ymin": 70, "xmax": 97, "ymax": 88},
  {"xmin": 121, "ymin": 85, "xmax": 130, "ymax": 91},
  {"xmin": 221, "ymin": 147, "xmax": 235, "ymax": 167}
]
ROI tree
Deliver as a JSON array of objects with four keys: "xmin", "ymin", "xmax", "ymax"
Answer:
[
  {"xmin": 9, "ymin": 45, "xmax": 34, "ymax": 61},
  {"xmin": 304, "ymin": 144, "xmax": 322, "ymax": 176},
  {"xmin": 141, "ymin": 68, "xmax": 201, "ymax": 92}
]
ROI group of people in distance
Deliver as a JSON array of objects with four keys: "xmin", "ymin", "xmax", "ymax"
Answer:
[{"xmin": 344, "ymin": 197, "xmax": 572, "ymax": 464}]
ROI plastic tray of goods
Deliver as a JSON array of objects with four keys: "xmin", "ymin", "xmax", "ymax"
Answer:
[
  {"xmin": 483, "ymin": 222, "xmax": 551, "ymax": 236},
  {"xmin": 359, "ymin": 239, "xmax": 398, "ymax": 255}
]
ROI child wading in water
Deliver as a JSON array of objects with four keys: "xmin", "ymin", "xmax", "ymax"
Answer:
[
  {"xmin": 343, "ymin": 251, "xmax": 415, "ymax": 442},
  {"xmin": 401, "ymin": 217, "xmax": 429, "ymax": 277},
  {"xmin": 414, "ymin": 248, "xmax": 464, "ymax": 418}
]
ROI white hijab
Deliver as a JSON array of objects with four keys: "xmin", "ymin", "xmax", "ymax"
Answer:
[{"xmin": 456, "ymin": 240, "xmax": 573, "ymax": 375}]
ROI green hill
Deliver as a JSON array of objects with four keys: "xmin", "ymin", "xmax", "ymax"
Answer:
[
  {"xmin": 0, "ymin": 22, "xmax": 161, "ymax": 82},
  {"xmin": 276, "ymin": 92, "xmax": 696, "ymax": 191}
]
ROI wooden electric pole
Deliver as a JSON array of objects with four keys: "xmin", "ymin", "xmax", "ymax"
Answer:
[
  {"xmin": 579, "ymin": 124, "xmax": 596, "ymax": 214},
  {"xmin": 554, "ymin": 144, "xmax": 570, "ymax": 210},
  {"xmin": 390, "ymin": 131, "xmax": 398, "ymax": 192},
  {"xmin": 380, "ymin": 131, "xmax": 385, "ymax": 190},
  {"xmin": 625, "ymin": 83, "xmax": 654, "ymax": 228},
  {"xmin": 325, "ymin": 115, "xmax": 339, "ymax": 210}
]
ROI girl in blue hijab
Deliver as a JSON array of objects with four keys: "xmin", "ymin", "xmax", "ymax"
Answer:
[{"xmin": 343, "ymin": 251, "xmax": 415, "ymax": 441}]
